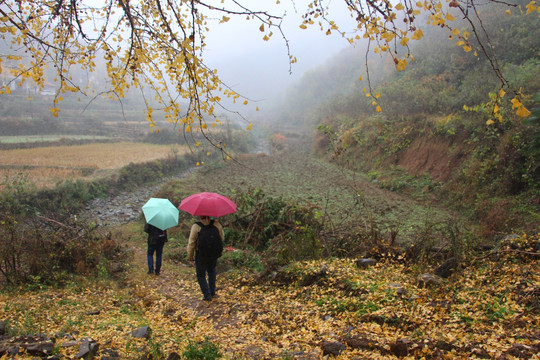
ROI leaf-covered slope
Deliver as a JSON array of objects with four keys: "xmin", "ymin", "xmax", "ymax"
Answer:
[{"xmin": 1, "ymin": 233, "xmax": 538, "ymax": 359}]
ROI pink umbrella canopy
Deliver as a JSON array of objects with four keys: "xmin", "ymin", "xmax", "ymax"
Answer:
[{"xmin": 178, "ymin": 192, "xmax": 237, "ymax": 217}]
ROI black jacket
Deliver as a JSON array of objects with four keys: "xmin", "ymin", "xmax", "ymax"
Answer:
[{"xmin": 144, "ymin": 223, "xmax": 168, "ymax": 246}]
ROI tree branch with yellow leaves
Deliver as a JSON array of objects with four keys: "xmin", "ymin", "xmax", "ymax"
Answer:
[{"xmin": 0, "ymin": 0, "xmax": 536, "ymax": 155}]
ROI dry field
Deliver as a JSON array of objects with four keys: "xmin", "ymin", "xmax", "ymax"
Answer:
[{"xmin": 0, "ymin": 142, "xmax": 188, "ymax": 189}]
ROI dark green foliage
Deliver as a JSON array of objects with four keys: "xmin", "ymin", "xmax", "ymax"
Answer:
[
  {"xmin": 183, "ymin": 337, "xmax": 222, "ymax": 360},
  {"xmin": 317, "ymin": 112, "xmax": 539, "ymax": 238},
  {"xmin": 229, "ymin": 188, "xmax": 324, "ymax": 267},
  {"xmin": 221, "ymin": 250, "xmax": 263, "ymax": 272}
]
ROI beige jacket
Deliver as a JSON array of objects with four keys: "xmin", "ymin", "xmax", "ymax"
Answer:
[{"xmin": 187, "ymin": 220, "xmax": 225, "ymax": 261}]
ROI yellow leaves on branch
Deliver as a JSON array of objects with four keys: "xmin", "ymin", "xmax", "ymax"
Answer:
[
  {"xmin": 525, "ymin": 1, "xmax": 539, "ymax": 15},
  {"xmin": 49, "ymin": 107, "xmax": 60, "ymax": 117},
  {"xmin": 396, "ymin": 58, "xmax": 408, "ymax": 72},
  {"xmin": 411, "ymin": 29, "xmax": 424, "ymax": 40},
  {"xmin": 483, "ymin": 88, "xmax": 531, "ymax": 124},
  {"xmin": 511, "ymin": 97, "xmax": 531, "ymax": 118},
  {"xmin": 1, "ymin": 0, "xmax": 535, "ymax": 139},
  {"xmin": 0, "ymin": 0, "xmax": 258, "ymax": 140}
]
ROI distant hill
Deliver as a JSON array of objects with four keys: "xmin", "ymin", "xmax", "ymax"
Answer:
[{"xmin": 274, "ymin": 0, "xmax": 539, "ymax": 239}]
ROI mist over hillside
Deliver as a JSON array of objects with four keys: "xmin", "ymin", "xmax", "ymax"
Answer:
[{"xmin": 271, "ymin": 0, "xmax": 539, "ymax": 129}]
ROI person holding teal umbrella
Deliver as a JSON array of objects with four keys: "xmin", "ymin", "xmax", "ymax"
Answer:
[
  {"xmin": 142, "ymin": 198, "xmax": 179, "ymax": 275},
  {"xmin": 144, "ymin": 222, "xmax": 168, "ymax": 275}
]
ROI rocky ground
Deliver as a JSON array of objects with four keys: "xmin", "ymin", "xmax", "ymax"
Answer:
[
  {"xmin": 81, "ymin": 169, "xmax": 194, "ymax": 227},
  {"xmin": 80, "ymin": 139, "xmax": 271, "ymax": 227}
]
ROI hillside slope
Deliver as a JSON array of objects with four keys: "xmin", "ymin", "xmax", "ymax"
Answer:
[{"xmin": 274, "ymin": 0, "xmax": 539, "ymax": 239}]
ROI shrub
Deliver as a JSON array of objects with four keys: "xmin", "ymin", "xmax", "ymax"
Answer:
[
  {"xmin": 183, "ymin": 337, "xmax": 222, "ymax": 360},
  {"xmin": 226, "ymin": 188, "xmax": 325, "ymax": 267},
  {"xmin": 0, "ymin": 211, "xmax": 126, "ymax": 285},
  {"xmin": 222, "ymin": 250, "xmax": 263, "ymax": 272},
  {"xmin": 0, "ymin": 176, "xmax": 126, "ymax": 285}
]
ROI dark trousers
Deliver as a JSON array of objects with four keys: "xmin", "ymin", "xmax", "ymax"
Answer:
[
  {"xmin": 195, "ymin": 255, "xmax": 217, "ymax": 299},
  {"xmin": 147, "ymin": 242, "xmax": 165, "ymax": 273}
]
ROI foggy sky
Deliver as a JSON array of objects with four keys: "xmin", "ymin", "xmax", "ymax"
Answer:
[{"xmin": 202, "ymin": 0, "xmax": 356, "ymax": 117}]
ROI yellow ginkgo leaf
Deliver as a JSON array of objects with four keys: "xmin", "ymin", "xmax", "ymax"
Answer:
[
  {"xmin": 411, "ymin": 29, "xmax": 424, "ymax": 40},
  {"xmin": 516, "ymin": 106, "xmax": 531, "ymax": 118},
  {"xmin": 395, "ymin": 3, "xmax": 405, "ymax": 10},
  {"xmin": 525, "ymin": 1, "xmax": 536, "ymax": 14},
  {"xmin": 376, "ymin": 105, "xmax": 382, "ymax": 112},
  {"xmin": 259, "ymin": 24, "xmax": 265, "ymax": 32},
  {"xmin": 486, "ymin": 119, "xmax": 495, "ymax": 125},
  {"xmin": 396, "ymin": 58, "xmax": 408, "ymax": 71}
]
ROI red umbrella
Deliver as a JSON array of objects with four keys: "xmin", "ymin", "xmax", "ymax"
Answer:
[{"xmin": 178, "ymin": 192, "xmax": 237, "ymax": 217}]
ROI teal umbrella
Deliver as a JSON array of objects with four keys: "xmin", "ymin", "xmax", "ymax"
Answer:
[{"xmin": 142, "ymin": 198, "xmax": 179, "ymax": 230}]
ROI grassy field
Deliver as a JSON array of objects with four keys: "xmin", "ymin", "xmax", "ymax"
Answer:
[
  {"xmin": 168, "ymin": 139, "xmax": 462, "ymax": 246},
  {"xmin": 0, "ymin": 135, "xmax": 113, "ymax": 143},
  {"xmin": 0, "ymin": 142, "xmax": 189, "ymax": 189}
]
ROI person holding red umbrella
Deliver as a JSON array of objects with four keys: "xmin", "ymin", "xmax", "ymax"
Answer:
[
  {"xmin": 186, "ymin": 215, "xmax": 225, "ymax": 301},
  {"xmin": 180, "ymin": 192, "xmax": 236, "ymax": 302}
]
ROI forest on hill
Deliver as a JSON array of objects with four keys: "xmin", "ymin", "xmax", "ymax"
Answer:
[{"xmin": 276, "ymin": 0, "xmax": 539, "ymax": 239}]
